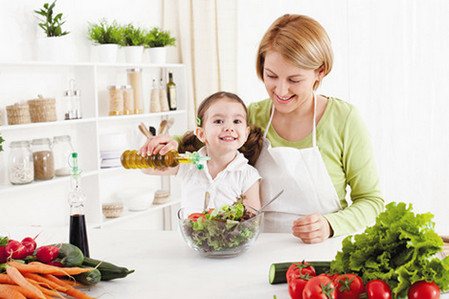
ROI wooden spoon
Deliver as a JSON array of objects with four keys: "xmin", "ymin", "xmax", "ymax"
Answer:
[{"xmin": 138, "ymin": 122, "xmax": 153, "ymax": 139}]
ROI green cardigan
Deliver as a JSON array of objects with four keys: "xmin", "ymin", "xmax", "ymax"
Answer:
[{"xmin": 247, "ymin": 97, "xmax": 384, "ymax": 237}]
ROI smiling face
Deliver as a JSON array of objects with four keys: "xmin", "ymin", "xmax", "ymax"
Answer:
[
  {"xmin": 195, "ymin": 97, "xmax": 250, "ymax": 155},
  {"xmin": 263, "ymin": 50, "xmax": 323, "ymax": 114}
]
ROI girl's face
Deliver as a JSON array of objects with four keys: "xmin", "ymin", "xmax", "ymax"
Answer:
[
  {"xmin": 196, "ymin": 97, "xmax": 250, "ymax": 155},
  {"xmin": 263, "ymin": 50, "xmax": 322, "ymax": 114}
]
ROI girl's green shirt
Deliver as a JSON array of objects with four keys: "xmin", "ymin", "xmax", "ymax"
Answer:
[{"xmin": 247, "ymin": 97, "xmax": 384, "ymax": 237}]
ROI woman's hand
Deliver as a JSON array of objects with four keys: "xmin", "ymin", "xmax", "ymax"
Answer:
[
  {"xmin": 138, "ymin": 135, "xmax": 179, "ymax": 156},
  {"xmin": 292, "ymin": 213, "xmax": 333, "ymax": 244}
]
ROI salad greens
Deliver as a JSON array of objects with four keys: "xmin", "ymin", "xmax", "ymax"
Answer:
[
  {"xmin": 331, "ymin": 202, "xmax": 449, "ymax": 298},
  {"xmin": 182, "ymin": 197, "xmax": 260, "ymax": 252}
]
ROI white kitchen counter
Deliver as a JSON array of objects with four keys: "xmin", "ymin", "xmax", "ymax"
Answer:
[{"xmin": 2, "ymin": 227, "xmax": 448, "ymax": 299}]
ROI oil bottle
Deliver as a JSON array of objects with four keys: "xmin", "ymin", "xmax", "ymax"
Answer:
[
  {"xmin": 68, "ymin": 152, "xmax": 90, "ymax": 257},
  {"xmin": 120, "ymin": 150, "xmax": 210, "ymax": 170}
]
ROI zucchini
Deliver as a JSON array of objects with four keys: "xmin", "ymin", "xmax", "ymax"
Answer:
[
  {"xmin": 74, "ymin": 267, "xmax": 101, "ymax": 285},
  {"xmin": 82, "ymin": 257, "xmax": 134, "ymax": 281},
  {"xmin": 268, "ymin": 261, "xmax": 331, "ymax": 284},
  {"xmin": 51, "ymin": 243, "xmax": 84, "ymax": 267}
]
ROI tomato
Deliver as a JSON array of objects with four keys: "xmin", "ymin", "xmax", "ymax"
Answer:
[
  {"xmin": 187, "ymin": 213, "xmax": 206, "ymax": 222},
  {"xmin": 408, "ymin": 280, "xmax": 440, "ymax": 299},
  {"xmin": 286, "ymin": 261, "xmax": 316, "ymax": 283},
  {"xmin": 289, "ymin": 276, "xmax": 309, "ymax": 299},
  {"xmin": 303, "ymin": 275, "xmax": 337, "ymax": 299},
  {"xmin": 207, "ymin": 208, "xmax": 215, "ymax": 214},
  {"xmin": 333, "ymin": 273, "xmax": 364, "ymax": 299},
  {"xmin": 366, "ymin": 280, "xmax": 392, "ymax": 299}
]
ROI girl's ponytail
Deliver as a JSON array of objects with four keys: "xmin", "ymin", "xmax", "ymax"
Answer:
[{"xmin": 240, "ymin": 125, "xmax": 264, "ymax": 166}]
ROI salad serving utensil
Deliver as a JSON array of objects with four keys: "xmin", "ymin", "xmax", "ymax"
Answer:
[
  {"xmin": 247, "ymin": 189, "xmax": 284, "ymax": 214},
  {"xmin": 204, "ymin": 191, "xmax": 210, "ymax": 210}
]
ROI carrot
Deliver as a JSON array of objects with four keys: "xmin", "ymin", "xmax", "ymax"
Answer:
[
  {"xmin": 0, "ymin": 284, "xmax": 27, "ymax": 299},
  {"xmin": 43, "ymin": 274, "xmax": 95, "ymax": 299},
  {"xmin": 7, "ymin": 261, "xmax": 93, "ymax": 276},
  {"xmin": 26, "ymin": 279, "xmax": 64, "ymax": 298},
  {"xmin": 0, "ymin": 273, "xmax": 15, "ymax": 284},
  {"xmin": 6, "ymin": 284, "xmax": 57, "ymax": 299},
  {"xmin": 6, "ymin": 266, "xmax": 46, "ymax": 299},
  {"xmin": 23, "ymin": 273, "xmax": 68, "ymax": 292}
]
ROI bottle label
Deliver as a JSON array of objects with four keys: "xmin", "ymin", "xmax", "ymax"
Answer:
[{"xmin": 168, "ymin": 87, "xmax": 177, "ymax": 110}]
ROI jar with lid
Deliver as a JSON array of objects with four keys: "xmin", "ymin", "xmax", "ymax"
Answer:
[
  {"xmin": 107, "ymin": 85, "xmax": 124, "ymax": 116},
  {"xmin": 8, "ymin": 140, "xmax": 34, "ymax": 185},
  {"xmin": 122, "ymin": 85, "xmax": 134, "ymax": 115},
  {"xmin": 31, "ymin": 138, "xmax": 55, "ymax": 180},
  {"xmin": 127, "ymin": 68, "xmax": 143, "ymax": 114},
  {"xmin": 53, "ymin": 135, "xmax": 75, "ymax": 176}
]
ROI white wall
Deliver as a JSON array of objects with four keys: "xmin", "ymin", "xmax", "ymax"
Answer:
[
  {"xmin": 236, "ymin": 0, "xmax": 449, "ymax": 235},
  {"xmin": 0, "ymin": 0, "xmax": 163, "ymax": 62}
]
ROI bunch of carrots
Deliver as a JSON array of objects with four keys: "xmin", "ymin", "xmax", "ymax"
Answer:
[{"xmin": 0, "ymin": 260, "xmax": 95, "ymax": 299}]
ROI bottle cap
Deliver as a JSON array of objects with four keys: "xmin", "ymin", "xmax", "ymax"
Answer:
[{"xmin": 189, "ymin": 152, "xmax": 211, "ymax": 170}]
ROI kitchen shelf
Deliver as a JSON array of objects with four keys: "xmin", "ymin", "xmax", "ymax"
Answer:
[
  {"xmin": 0, "ymin": 61, "xmax": 188, "ymax": 228},
  {"xmin": 97, "ymin": 198, "xmax": 181, "ymax": 228}
]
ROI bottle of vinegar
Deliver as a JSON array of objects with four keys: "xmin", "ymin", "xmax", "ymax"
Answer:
[
  {"xmin": 68, "ymin": 152, "xmax": 90, "ymax": 257},
  {"xmin": 167, "ymin": 71, "xmax": 177, "ymax": 111},
  {"xmin": 120, "ymin": 150, "xmax": 210, "ymax": 170}
]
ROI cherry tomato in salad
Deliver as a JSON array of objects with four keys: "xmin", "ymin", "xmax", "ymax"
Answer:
[
  {"xmin": 408, "ymin": 280, "xmax": 440, "ymax": 299},
  {"xmin": 366, "ymin": 280, "xmax": 392, "ymax": 299},
  {"xmin": 303, "ymin": 275, "xmax": 337, "ymax": 299},
  {"xmin": 286, "ymin": 261, "xmax": 316, "ymax": 283},
  {"xmin": 289, "ymin": 276, "xmax": 310, "ymax": 299},
  {"xmin": 332, "ymin": 273, "xmax": 364, "ymax": 299},
  {"xmin": 187, "ymin": 213, "xmax": 206, "ymax": 222}
]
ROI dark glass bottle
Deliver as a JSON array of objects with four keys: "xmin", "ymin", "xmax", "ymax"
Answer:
[
  {"xmin": 167, "ymin": 71, "xmax": 177, "ymax": 111},
  {"xmin": 68, "ymin": 152, "xmax": 90, "ymax": 257}
]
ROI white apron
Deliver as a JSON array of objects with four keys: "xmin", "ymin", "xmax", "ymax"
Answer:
[{"xmin": 255, "ymin": 94, "xmax": 342, "ymax": 233}]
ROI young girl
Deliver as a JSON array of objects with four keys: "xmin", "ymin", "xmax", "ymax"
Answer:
[{"xmin": 140, "ymin": 91, "xmax": 264, "ymax": 212}]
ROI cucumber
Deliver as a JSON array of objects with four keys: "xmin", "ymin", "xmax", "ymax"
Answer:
[
  {"xmin": 51, "ymin": 243, "xmax": 84, "ymax": 267},
  {"xmin": 74, "ymin": 267, "xmax": 101, "ymax": 285},
  {"xmin": 268, "ymin": 261, "xmax": 331, "ymax": 284},
  {"xmin": 82, "ymin": 257, "xmax": 134, "ymax": 281}
]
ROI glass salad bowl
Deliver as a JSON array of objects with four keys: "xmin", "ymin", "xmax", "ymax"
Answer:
[{"xmin": 177, "ymin": 202, "xmax": 263, "ymax": 258}]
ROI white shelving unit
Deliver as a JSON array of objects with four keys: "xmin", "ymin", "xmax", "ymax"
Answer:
[{"xmin": 0, "ymin": 61, "xmax": 188, "ymax": 229}]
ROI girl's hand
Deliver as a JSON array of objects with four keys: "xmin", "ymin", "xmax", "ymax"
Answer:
[
  {"xmin": 291, "ymin": 213, "xmax": 332, "ymax": 244},
  {"xmin": 138, "ymin": 135, "xmax": 179, "ymax": 156}
]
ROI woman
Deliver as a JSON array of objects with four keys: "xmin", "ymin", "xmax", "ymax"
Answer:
[
  {"xmin": 248, "ymin": 14, "xmax": 384, "ymax": 243},
  {"xmin": 140, "ymin": 14, "xmax": 384, "ymax": 244}
]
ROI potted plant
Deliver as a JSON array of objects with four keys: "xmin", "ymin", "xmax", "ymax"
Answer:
[
  {"xmin": 121, "ymin": 24, "xmax": 147, "ymax": 64},
  {"xmin": 87, "ymin": 19, "xmax": 123, "ymax": 63},
  {"xmin": 145, "ymin": 27, "xmax": 176, "ymax": 64},
  {"xmin": 34, "ymin": 0, "xmax": 72, "ymax": 61},
  {"xmin": 0, "ymin": 134, "xmax": 4, "ymax": 152}
]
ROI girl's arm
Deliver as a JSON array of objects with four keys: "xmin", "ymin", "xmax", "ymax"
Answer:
[{"xmin": 242, "ymin": 180, "xmax": 261, "ymax": 213}]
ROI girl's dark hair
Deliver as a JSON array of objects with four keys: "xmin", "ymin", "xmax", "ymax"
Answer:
[{"xmin": 178, "ymin": 91, "xmax": 263, "ymax": 166}]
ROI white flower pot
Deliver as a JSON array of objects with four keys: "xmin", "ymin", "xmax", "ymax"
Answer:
[
  {"xmin": 92, "ymin": 44, "xmax": 119, "ymax": 63},
  {"xmin": 124, "ymin": 46, "xmax": 144, "ymax": 64},
  {"xmin": 37, "ymin": 35, "xmax": 74, "ymax": 62},
  {"xmin": 148, "ymin": 47, "xmax": 167, "ymax": 64}
]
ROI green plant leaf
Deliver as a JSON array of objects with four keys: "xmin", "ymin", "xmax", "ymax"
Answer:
[
  {"xmin": 34, "ymin": 0, "xmax": 69, "ymax": 37},
  {"xmin": 145, "ymin": 27, "xmax": 176, "ymax": 48}
]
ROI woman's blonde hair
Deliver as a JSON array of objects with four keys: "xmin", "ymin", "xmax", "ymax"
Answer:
[{"xmin": 256, "ymin": 14, "xmax": 334, "ymax": 90}]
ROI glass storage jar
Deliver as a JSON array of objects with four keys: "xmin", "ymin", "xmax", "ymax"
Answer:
[
  {"xmin": 53, "ymin": 135, "xmax": 74, "ymax": 176},
  {"xmin": 8, "ymin": 140, "xmax": 34, "ymax": 185},
  {"xmin": 31, "ymin": 138, "xmax": 55, "ymax": 180}
]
